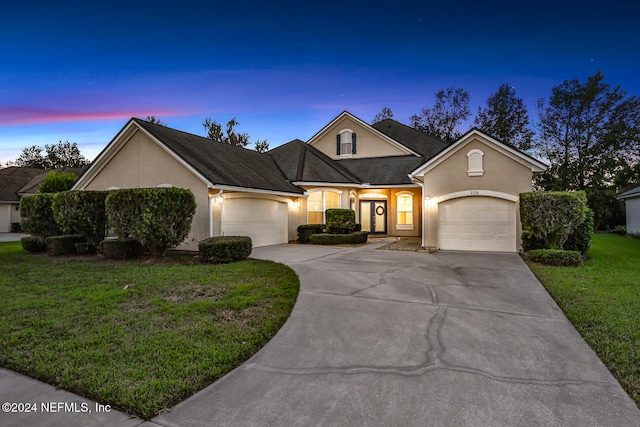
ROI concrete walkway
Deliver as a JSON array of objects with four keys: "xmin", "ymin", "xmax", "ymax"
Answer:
[
  {"xmin": 153, "ymin": 242, "xmax": 640, "ymax": 426},
  {"xmin": 0, "ymin": 232, "xmax": 29, "ymax": 242},
  {"xmin": 1, "ymin": 242, "xmax": 639, "ymax": 426}
]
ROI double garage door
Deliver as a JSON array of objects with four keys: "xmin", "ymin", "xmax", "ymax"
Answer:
[
  {"xmin": 438, "ymin": 197, "xmax": 516, "ymax": 252},
  {"xmin": 221, "ymin": 198, "xmax": 288, "ymax": 247}
]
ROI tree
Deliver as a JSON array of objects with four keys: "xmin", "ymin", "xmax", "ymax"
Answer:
[
  {"xmin": 254, "ymin": 139, "xmax": 270, "ymax": 153},
  {"xmin": 372, "ymin": 107, "xmax": 394, "ymax": 124},
  {"xmin": 13, "ymin": 141, "xmax": 89, "ymax": 169},
  {"xmin": 39, "ymin": 171, "xmax": 78, "ymax": 193},
  {"xmin": 475, "ymin": 84, "xmax": 535, "ymax": 151},
  {"xmin": 145, "ymin": 116, "xmax": 166, "ymax": 126},
  {"xmin": 410, "ymin": 87, "xmax": 471, "ymax": 143},
  {"xmin": 535, "ymin": 71, "xmax": 640, "ymax": 229},
  {"xmin": 202, "ymin": 117, "xmax": 250, "ymax": 148}
]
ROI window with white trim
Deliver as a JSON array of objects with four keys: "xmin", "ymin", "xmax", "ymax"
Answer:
[
  {"xmin": 396, "ymin": 192, "xmax": 413, "ymax": 229},
  {"xmin": 467, "ymin": 149, "xmax": 484, "ymax": 176},
  {"xmin": 336, "ymin": 129, "xmax": 356, "ymax": 157},
  {"xmin": 307, "ymin": 190, "xmax": 341, "ymax": 223}
]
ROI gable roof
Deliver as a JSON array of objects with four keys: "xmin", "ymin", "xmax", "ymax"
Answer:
[
  {"xmin": 269, "ymin": 139, "xmax": 361, "ymax": 184},
  {"xmin": 0, "ymin": 167, "xmax": 45, "ymax": 202},
  {"xmin": 307, "ymin": 111, "xmax": 421, "ymax": 157},
  {"xmin": 77, "ymin": 119, "xmax": 304, "ymax": 195},
  {"xmin": 618, "ymin": 185, "xmax": 640, "ymax": 199},
  {"xmin": 372, "ymin": 119, "xmax": 448, "ymax": 158},
  {"xmin": 410, "ymin": 128, "xmax": 548, "ymax": 177}
]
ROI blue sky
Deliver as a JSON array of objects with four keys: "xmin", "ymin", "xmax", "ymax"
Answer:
[{"xmin": 1, "ymin": 0, "xmax": 638, "ymax": 164}]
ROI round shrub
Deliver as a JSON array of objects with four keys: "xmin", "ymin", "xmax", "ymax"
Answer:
[
  {"xmin": 20, "ymin": 236, "xmax": 45, "ymax": 252},
  {"xmin": 199, "ymin": 236, "xmax": 252, "ymax": 263},
  {"xmin": 526, "ymin": 249, "xmax": 584, "ymax": 266},
  {"xmin": 20, "ymin": 193, "xmax": 59, "ymax": 238},
  {"xmin": 325, "ymin": 209, "xmax": 359, "ymax": 234},
  {"xmin": 52, "ymin": 190, "xmax": 108, "ymax": 247},
  {"xmin": 297, "ymin": 224, "xmax": 325, "ymax": 243},
  {"xmin": 100, "ymin": 239, "xmax": 145, "ymax": 260}
]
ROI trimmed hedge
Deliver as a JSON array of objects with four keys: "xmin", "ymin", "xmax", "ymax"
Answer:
[
  {"xmin": 20, "ymin": 236, "xmax": 45, "ymax": 253},
  {"xmin": 199, "ymin": 236, "xmax": 252, "ymax": 263},
  {"xmin": 20, "ymin": 193, "xmax": 60, "ymax": 238},
  {"xmin": 564, "ymin": 207, "xmax": 594, "ymax": 254},
  {"xmin": 309, "ymin": 231, "xmax": 368, "ymax": 245},
  {"xmin": 106, "ymin": 188, "xmax": 197, "ymax": 257},
  {"xmin": 520, "ymin": 191, "xmax": 588, "ymax": 251},
  {"xmin": 297, "ymin": 224, "xmax": 325, "ymax": 243},
  {"xmin": 100, "ymin": 239, "xmax": 146, "ymax": 260},
  {"xmin": 52, "ymin": 190, "xmax": 108, "ymax": 247},
  {"xmin": 325, "ymin": 209, "xmax": 360, "ymax": 234},
  {"xmin": 526, "ymin": 249, "xmax": 584, "ymax": 266},
  {"xmin": 45, "ymin": 234, "xmax": 86, "ymax": 256}
]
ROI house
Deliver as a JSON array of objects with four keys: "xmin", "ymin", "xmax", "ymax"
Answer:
[
  {"xmin": 0, "ymin": 167, "xmax": 85, "ymax": 232},
  {"xmin": 73, "ymin": 111, "xmax": 547, "ymax": 252},
  {"xmin": 617, "ymin": 186, "xmax": 640, "ymax": 235}
]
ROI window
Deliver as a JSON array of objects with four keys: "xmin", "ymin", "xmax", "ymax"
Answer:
[
  {"xmin": 396, "ymin": 192, "xmax": 413, "ymax": 229},
  {"xmin": 467, "ymin": 149, "xmax": 484, "ymax": 176},
  {"xmin": 307, "ymin": 190, "xmax": 341, "ymax": 223},
  {"xmin": 336, "ymin": 130, "xmax": 356, "ymax": 157}
]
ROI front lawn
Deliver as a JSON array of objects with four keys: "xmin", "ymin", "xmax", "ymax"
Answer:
[
  {"xmin": 0, "ymin": 242, "xmax": 299, "ymax": 419},
  {"xmin": 527, "ymin": 233, "xmax": 640, "ymax": 406}
]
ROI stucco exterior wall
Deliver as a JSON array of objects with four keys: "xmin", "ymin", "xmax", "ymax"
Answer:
[
  {"xmin": 419, "ymin": 137, "xmax": 534, "ymax": 249},
  {"xmin": 82, "ymin": 130, "xmax": 210, "ymax": 251},
  {"xmin": 626, "ymin": 197, "xmax": 640, "ymax": 235},
  {"xmin": 311, "ymin": 116, "xmax": 409, "ymax": 160}
]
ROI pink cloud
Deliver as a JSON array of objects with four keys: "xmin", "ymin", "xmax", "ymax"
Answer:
[{"xmin": 0, "ymin": 107, "xmax": 190, "ymax": 126}]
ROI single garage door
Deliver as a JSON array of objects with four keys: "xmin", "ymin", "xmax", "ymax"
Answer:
[
  {"xmin": 438, "ymin": 196, "xmax": 516, "ymax": 252},
  {"xmin": 221, "ymin": 198, "xmax": 288, "ymax": 247}
]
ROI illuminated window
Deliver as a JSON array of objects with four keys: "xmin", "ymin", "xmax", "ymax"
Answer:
[
  {"xmin": 396, "ymin": 192, "xmax": 413, "ymax": 229},
  {"xmin": 307, "ymin": 190, "xmax": 341, "ymax": 223}
]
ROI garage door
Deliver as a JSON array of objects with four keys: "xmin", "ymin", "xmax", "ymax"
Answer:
[
  {"xmin": 221, "ymin": 198, "xmax": 288, "ymax": 247},
  {"xmin": 438, "ymin": 197, "xmax": 516, "ymax": 252}
]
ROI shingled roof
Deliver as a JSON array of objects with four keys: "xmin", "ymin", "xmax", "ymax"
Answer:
[
  {"xmin": 133, "ymin": 119, "xmax": 304, "ymax": 195},
  {"xmin": 0, "ymin": 167, "xmax": 44, "ymax": 202},
  {"xmin": 268, "ymin": 139, "xmax": 361, "ymax": 184}
]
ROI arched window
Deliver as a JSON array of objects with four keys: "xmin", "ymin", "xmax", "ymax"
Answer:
[
  {"xmin": 467, "ymin": 149, "xmax": 484, "ymax": 176},
  {"xmin": 307, "ymin": 189, "xmax": 341, "ymax": 223},
  {"xmin": 396, "ymin": 192, "xmax": 413, "ymax": 229}
]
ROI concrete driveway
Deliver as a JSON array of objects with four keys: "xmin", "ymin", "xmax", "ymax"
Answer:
[{"xmin": 155, "ymin": 242, "xmax": 640, "ymax": 427}]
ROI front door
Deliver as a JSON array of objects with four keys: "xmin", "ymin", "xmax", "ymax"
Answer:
[{"xmin": 360, "ymin": 200, "xmax": 387, "ymax": 234}]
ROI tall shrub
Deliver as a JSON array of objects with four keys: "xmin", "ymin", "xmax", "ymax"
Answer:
[
  {"xmin": 520, "ymin": 191, "xmax": 587, "ymax": 250},
  {"xmin": 52, "ymin": 190, "xmax": 108, "ymax": 247},
  {"xmin": 564, "ymin": 207, "xmax": 594, "ymax": 254},
  {"xmin": 106, "ymin": 188, "xmax": 197, "ymax": 256},
  {"xmin": 39, "ymin": 171, "xmax": 78, "ymax": 193},
  {"xmin": 20, "ymin": 193, "xmax": 59, "ymax": 238},
  {"xmin": 325, "ymin": 209, "xmax": 359, "ymax": 234}
]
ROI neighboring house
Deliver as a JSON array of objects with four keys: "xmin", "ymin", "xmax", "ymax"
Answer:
[
  {"xmin": 617, "ymin": 186, "xmax": 640, "ymax": 235},
  {"xmin": 0, "ymin": 167, "xmax": 85, "ymax": 233},
  {"xmin": 73, "ymin": 111, "xmax": 547, "ymax": 252}
]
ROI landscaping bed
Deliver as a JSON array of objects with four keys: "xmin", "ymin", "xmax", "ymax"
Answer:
[
  {"xmin": 527, "ymin": 233, "xmax": 640, "ymax": 407},
  {"xmin": 0, "ymin": 242, "xmax": 299, "ymax": 419}
]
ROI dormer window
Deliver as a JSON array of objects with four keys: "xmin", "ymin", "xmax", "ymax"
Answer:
[
  {"xmin": 467, "ymin": 149, "xmax": 484, "ymax": 176},
  {"xmin": 336, "ymin": 129, "xmax": 356, "ymax": 157}
]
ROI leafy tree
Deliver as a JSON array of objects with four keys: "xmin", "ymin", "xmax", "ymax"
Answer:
[
  {"xmin": 39, "ymin": 171, "xmax": 78, "ymax": 193},
  {"xmin": 475, "ymin": 84, "xmax": 535, "ymax": 151},
  {"xmin": 13, "ymin": 141, "xmax": 89, "ymax": 169},
  {"xmin": 254, "ymin": 139, "xmax": 270, "ymax": 153},
  {"xmin": 535, "ymin": 71, "xmax": 640, "ymax": 229},
  {"xmin": 372, "ymin": 107, "xmax": 394, "ymax": 124},
  {"xmin": 145, "ymin": 116, "xmax": 166, "ymax": 126},
  {"xmin": 203, "ymin": 117, "xmax": 250, "ymax": 148},
  {"xmin": 410, "ymin": 87, "xmax": 471, "ymax": 143}
]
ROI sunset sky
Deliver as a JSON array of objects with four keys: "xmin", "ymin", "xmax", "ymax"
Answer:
[{"xmin": 1, "ymin": 0, "xmax": 638, "ymax": 164}]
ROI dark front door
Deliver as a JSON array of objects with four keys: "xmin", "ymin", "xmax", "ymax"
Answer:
[{"xmin": 360, "ymin": 200, "xmax": 387, "ymax": 234}]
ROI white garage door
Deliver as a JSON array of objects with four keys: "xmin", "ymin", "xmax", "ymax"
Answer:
[
  {"xmin": 221, "ymin": 198, "xmax": 288, "ymax": 247},
  {"xmin": 439, "ymin": 197, "xmax": 516, "ymax": 252}
]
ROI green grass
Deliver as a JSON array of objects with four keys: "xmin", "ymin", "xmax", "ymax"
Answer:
[
  {"xmin": 0, "ymin": 242, "xmax": 299, "ymax": 419},
  {"xmin": 527, "ymin": 233, "xmax": 640, "ymax": 406}
]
